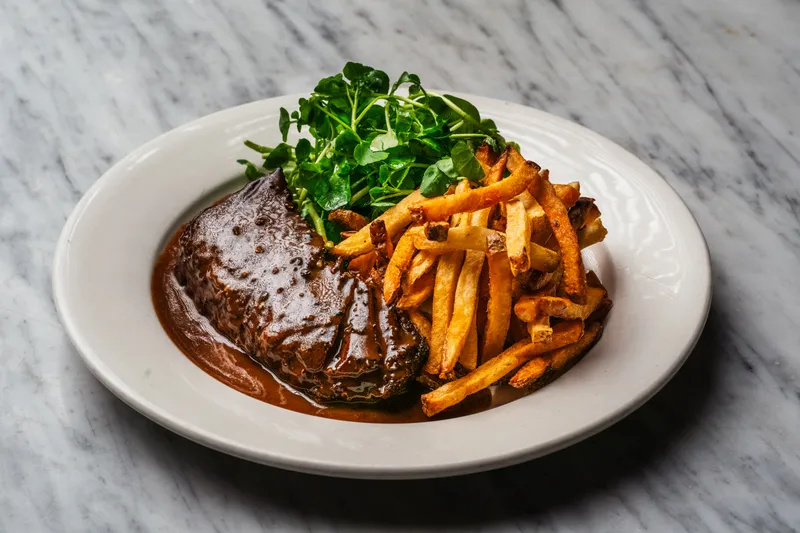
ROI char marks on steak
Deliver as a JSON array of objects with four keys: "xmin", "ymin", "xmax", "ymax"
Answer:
[{"xmin": 174, "ymin": 169, "xmax": 426, "ymax": 402}]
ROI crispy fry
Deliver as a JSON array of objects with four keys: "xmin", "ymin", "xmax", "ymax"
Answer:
[
  {"xmin": 382, "ymin": 227, "xmax": 422, "ymax": 304},
  {"xmin": 332, "ymin": 190, "xmax": 424, "ymax": 257},
  {"xmin": 413, "ymin": 226, "xmax": 560, "ymax": 272},
  {"xmin": 414, "ymin": 226, "xmax": 497, "ymax": 253},
  {"xmin": 577, "ymin": 218, "xmax": 608, "ymax": 249},
  {"xmin": 398, "ymin": 268, "xmax": 436, "ymax": 309},
  {"xmin": 505, "ymin": 198, "xmax": 531, "ymax": 275},
  {"xmin": 424, "ymin": 248, "xmax": 465, "ymax": 375},
  {"xmin": 407, "ymin": 309, "xmax": 432, "ymax": 342},
  {"xmin": 411, "ymin": 161, "xmax": 541, "ymax": 222},
  {"xmin": 527, "ymin": 316, "xmax": 553, "ymax": 343},
  {"xmin": 568, "ymin": 197, "xmax": 595, "ymax": 230},
  {"xmin": 475, "ymin": 142, "xmax": 499, "ymax": 175},
  {"xmin": 424, "ymin": 221, "xmax": 450, "ymax": 242},
  {"xmin": 328, "ymin": 209, "xmax": 369, "ymax": 231},
  {"xmin": 584, "ymin": 204, "xmax": 601, "ymax": 228},
  {"xmin": 510, "ymin": 321, "xmax": 603, "ymax": 389},
  {"xmin": 514, "ymin": 285, "xmax": 606, "ymax": 322},
  {"xmin": 506, "ymin": 146, "xmax": 541, "ymax": 174},
  {"xmin": 553, "ymin": 183, "xmax": 580, "ymax": 209},
  {"xmin": 347, "ymin": 251, "xmax": 376, "ymax": 275},
  {"xmin": 483, "ymin": 147, "xmax": 509, "ymax": 186},
  {"xmin": 459, "ymin": 313, "xmax": 479, "ymax": 371},
  {"xmin": 440, "ymin": 249, "xmax": 485, "ymax": 378},
  {"xmin": 535, "ymin": 172, "xmax": 587, "ymax": 304},
  {"xmin": 370, "ymin": 219, "xmax": 394, "ymax": 263},
  {"xmin": 421, "ymin": 321, "xmax": 584, "ymax": 416},
  {"xmin": 406, "ymin": 250, "xmax": 438, "ymax": 286},
  {"xmin": 482, "ymin": 233, "xmax": 513, "ymax": 362}
]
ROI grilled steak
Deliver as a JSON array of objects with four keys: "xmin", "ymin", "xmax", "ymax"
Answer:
[{"xmin": 174, "ymin": 169, "xmax": 426, "ymax": 402}]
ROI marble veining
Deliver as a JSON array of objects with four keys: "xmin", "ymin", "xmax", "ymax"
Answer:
[{"xmin": 1, "ymin": 0, "xmax": 799, "ymax": 531}]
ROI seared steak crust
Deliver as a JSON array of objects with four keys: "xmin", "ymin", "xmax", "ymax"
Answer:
[{"xmin": 174, "ymin": 170, "xmax": 426, "ymax": 402}]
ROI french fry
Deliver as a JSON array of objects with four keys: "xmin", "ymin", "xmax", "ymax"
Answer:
[
  {"xmin": 475, "ymin": 142, "xmax": 499, "ymax": 175},
  {"xmin": 424, "ymin": 221, "xmax": 450, "ymax": 242},
  {"xmin": 440, "ymin": 249, "xmax": 485, "ymax": 378},
  {"xmin": 347, "ymin": 251, "xmax": 376, "ymax": 275},
  {"xmin": 577, "ymin": 218, "xmax": 608, "ymax": 249},
  {"xmin": 332, "ymin": 190, "xmax": 424, "ymax": 257},
  {"xmin": 459, "ymin": 313, "xmax": 479, "ymax": 371},
  {"xmin": 483, "ymin": 147, "xmax": 509, "ymax": 186},
  {"xmin": 583, "ymin": 204, "xmax": 601, "ymax": 229},
  {"xmin": 424, "ymin": 197, "xmax": 471, "ymax": 375},
  {"xmin": 414, "ymin": 226, "xmax": 498, "ymax": 253},
  {"xmin": 553, "ymin": 183, "xmax": 580, "ymax": 209},
  {"xmin": 421, "ymin": 321, "xmax": 584, "ymax": 416},
  {"xmin": 406, "ymin": 250, "xmax": 438, "ymax": 286},
  {"xmin": 506, "ymin": 146, "xmax": 541, "ymax": 174},
  {"xmin": 382, "ymin": 227, "xmax": 422, "ymax": 304},
  {"xmin": 514, "ymin": 285, "xmax": 606, "ymax": 322},
  {"xmin": 397, "ymin": 268, "xmax": 436, "ymax": 309},
  {"xmin": 482, "ymin": 232, "xmax": 513, "ymax": 362},
  {"xmin": 568, "ymin": 197, "xmax": 595, "ymax": 230},
  {"xmin": 505, "ymin": 198, "xmax": 531, "ymax": 275},
  {"xmin": 411, "ymin": 161, "xmax": 541, "ymax": 222},
  {"xmin": 407, "ymin": 309, "xmax": 432, "ymax": 343},
  {"xmin": 413, "ymin": 226, "xmax": 560, "ymax": 272},
  {"xmin": 535, "ymin": 172, "xmax": 587, "ymax": 304},
  {"xmin": 424, "ymin": 249, "xmax": 465, "ymax": 375},
  {"xmin": 527, "ymin": 316, "xmax": 553, "ymax": 343},
  {"xmin": 370, "ymin": 219, "xmax": 394, "ymax": 263},
  {"xmin": 328, "ymin": 209, "xmax": 369, "ymax": 231},
  {"xmin": 510, "ymin": 321, "xmax": 603, "ymax": 389}
]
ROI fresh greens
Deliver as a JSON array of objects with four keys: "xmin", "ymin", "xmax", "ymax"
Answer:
[{"xmin": 238, "ymin": 63, "xmax": 508, "ymax": 245}]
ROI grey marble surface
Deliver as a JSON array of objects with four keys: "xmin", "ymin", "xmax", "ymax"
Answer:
[{"xmin": 1, "ymin": 0, "xmax": 799, "ymax": 531}]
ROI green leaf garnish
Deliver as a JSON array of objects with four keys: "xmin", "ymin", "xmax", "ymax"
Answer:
[{"xmin": 237, "ymin": 64, "xmax": 510, "ymax": 244}]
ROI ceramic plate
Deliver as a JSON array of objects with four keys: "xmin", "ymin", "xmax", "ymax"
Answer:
[{"xmin": 53, "ymin": 93, "xmax": 711, "ymax": 479}]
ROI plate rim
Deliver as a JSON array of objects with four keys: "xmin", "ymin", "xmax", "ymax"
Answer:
[{"xmin": 53, "ymin": 93, "xmax": 712, "ymax": 479}]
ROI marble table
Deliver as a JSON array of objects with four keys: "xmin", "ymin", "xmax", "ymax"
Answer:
[{"xmin": 2, "ymin": 0, "xmax": 799, "ymax": 531}]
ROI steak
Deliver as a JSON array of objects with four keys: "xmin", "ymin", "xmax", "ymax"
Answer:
[{"xmin": 174, "ymin": 169, "xmax": 426, "ymax": 402}]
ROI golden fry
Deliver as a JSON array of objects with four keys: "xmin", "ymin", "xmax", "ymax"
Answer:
[
  {"xmin": 411, "ymin": 161, "xmax": 540, "ymax": 222},
  {"xmin": 424, "ymin": 248, "xmax": 465, "ymax": 375},
  {"xmin": 440, "ymin": 249, "xmax": 485, "ymax": 377},
  {"xmin": 332, "ymin": 190, "xmax": 424, "ymax": 257},
  {"xmin": 527, "ymin": 315, "xmax": 553, "ymax": 344},
  {"xmin": 535, "ymin": 172, "xmax": 587, "ymax": 304},
  {"xmin": 505, "ymin": 198, "xmax": 531, "ymax": 275},
  {"xmin": 424, "ymin": 221, "xmax": 450, "ymax": 242},
  {"xmin": 459, "ymin": 313, "xmax": 479, "ymax": 371},
  {"xmin": 397, "ymin": 268, "xmax": 436, "ymax": 309},
  {"xmin": 514, "ymin": 285, "xmax": 606, "ymax": 322},
  {"xmin": 483, "ymin": 147, "xmax": 509, "ymax": 186},
  {"xmin": 328, "ymin": 209, "xmax": 369, "ymax": 231},
  {"xmin": 382, "ymin": 227, "xmax": 422, "ymax": 304},
  {"xmin": 553, "ymin": 183, "xmax": 580, "ymax": 209},
  {"xmin": 577, "ymin": 218, "xmax": 608, "ymax": 249},
  {"xmin": 475, "ymin": 143, "xmax": 499, "ymax": 175},
  {"xmin": 406, "ymin": 250, "xmax": 438, "ymax": 286},
  {"xmin": 482, "ymin": 233, "xmax": 513, "ymax": 362},
  {"xmin": 413, "ymin": 226, "xmax": 559, "ymax": 272},
  {"xmin": 510, "ymin": 321, "xmax": 603, "ymax": 389},
  {"xmin": 407, "ymin": 309, "xmax": 432, "ymax": 343},
  {"xmin": 421, "ymin": 321, "xmax": 584, "ymax": 416},
  {"xmin": 347, "ymin": 251, "xmax": 376, "ymax": 276}
]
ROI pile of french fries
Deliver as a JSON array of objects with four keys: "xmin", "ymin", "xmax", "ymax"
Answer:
[{"xmin": 330, "ymin": 144, "xmax": 611, "ymax": 417}]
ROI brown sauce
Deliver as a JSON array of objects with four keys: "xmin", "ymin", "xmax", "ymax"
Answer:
[{"xmin": 152, "ymin": 228, "xmax": 529, "ymax": 423}]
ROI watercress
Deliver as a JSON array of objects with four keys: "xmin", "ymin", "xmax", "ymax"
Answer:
[{"xmin": 238, "ymin": 63, "xmax": 508, "ymax": 245}]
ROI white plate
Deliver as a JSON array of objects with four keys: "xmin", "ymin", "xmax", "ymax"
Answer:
[{"xmin": 53, "ymin": 93, "xmax": 711, "ymax": 479}]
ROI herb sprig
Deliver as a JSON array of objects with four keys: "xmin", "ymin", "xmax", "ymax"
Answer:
[{"xmin": 238, "ymin": 63, "xmax": 508, "ymax": 245}]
